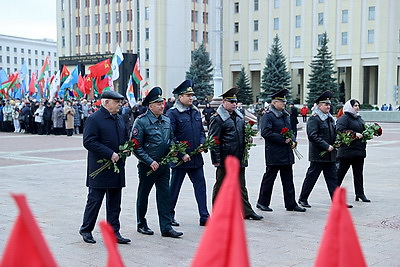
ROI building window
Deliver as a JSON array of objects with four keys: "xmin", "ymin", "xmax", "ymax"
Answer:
[
  {"xmin": 295, "ymin": 15, "xmax": 301, "ymax": 28},
  {"xmin": 116, "ymin": 11, "xmax": 121, "ymax": 23},
  {"xmin": 85, "ymin": 0, "xmax": 90, "ymax": 7},
  {"xmin": 274, "ymin": 0, "xmax": 279, "ymax": 9},
  {"xmin": 127, "ymin": 9, "xmax": 132, "ymax": 21},
  {"xmin": 116, "ymin": 31, "xmax": 121, "ymax": 43},
  {"xmin": 234, "ymin": 22, "xmax": 239, "ymax": 33},
  {"xmin": 75, "ymin": 0, "xmax": 80, "ymax": 8},
  {"xmin": 41, "ymin": 51, "xmax": 44, "ymax": 56},
  {"xmin": 95, "ymin": 0, "xmax": 100, "ymax": 5},
  {"xmin": 61, "ymin": 0, "xmax": 65, "ymax": 10},
  {"xmin": 145, "ymin": 48, "xmax": 149, "ymax": 61},
  {"xmin": 61, "ymin": 18, "xmax": 65, "ymax": 28},
  {"xmin": 85, "ymin": 34, "xmax": 90, "ymax": 45},
  {"xmin": 54, "ymin": 52, "xmax": 56, "ymax": 57},
  {"xmin": 273, "ymin": 18, "xmax": 279, "ymax": 30},
  {"xmin": 105, "ymin": 13, "xmax": 110, "ymax": 24},
  {"xmin": 95, "ymin": 33, "xmax": 100, "ymax": 44},
  {"xmin": 84, "ymin": 15, "xmax": 90, "ymax": 26},
  {"xmin": 234, "ymin": 2, "xmax": 239, "ymax": 13},
  {"xmin": 368, "ymin": 6, "xmax": 375, "ymax": 20},
  {"xmin": 191, "ymin": 10, "xmax": 198, "ymax": 23},
  {"xmin": 126, "ymin": 30, "xmax": 133, "ymax": 42},
  {"xmin": 234, "ymin": 41, "xmax": 239, "ymax": 52},
  {"xmin": 28, "ymin": 49, "xmax": 31, "ymax": 54},
  {"xmin": 295, "ymin": 36, "xmax": 301, "ymax": 48},
  {"xmin": 95, "ymin": 14, "xmax": 99, "ymax": 25},
  {"xmin": 14, "ymin": 57, "xmax": 17, "ymax": 64},
  {"xmin": 6, "ymin": 56, "xmax": 10, "ymax": 63},
  {"xmin": 145, "ymin": 69, "xmax": 150, "ymax": 79},
  {"xmin": 75, "ymin": 35, "xmax": 80, "ymax": 46},
  {"xmin": 145, "ymin": 7, "xmax": 150, "ymax": 20},
  {"xmin": 76, "ymin": 17, "xmax": 80, "ymax": 27},
  {"xmin": 254, "ymin": 20, "xmax": 259, "ymax": 31},
  {"xmin": 342, "ymin": 10, "xmax": 348, "ymax": 23},
  {"xmin": 254, "ymin": 0, "xmax": 259, "ymax": 11},
  {"xmin": 145, "ymin": 28, "xmax": 150, "ymax": 40},
  {"xmin": 6, "ymin": 46, "xmax": 10, "ymax": 52},
  {"xmin": 105, "ymin": 32, "xmax": 111, "ymax": 43},
  {"xmin": 14, "ymin": 47, "xmax": 17, "ymax": 52},
  {"xmin": 35, "ymin": 50, "xmax": 38, "ymax": 55},
  {"xmin": 341, "ymin": 32, "xmax": 348, "ymax": 45},
  {"xmin": 191, "ymin": 30, "xmax": 198, "ymax": 42},
  {"xmin": 28, "ymin": 58, "xmax": 32, "ymax": 65},
  {"xmin": 21, "ymin": 48, "xmax": 24, "ymax": 53},
  {"xmin": 203, "ymin": 31, "xmax": 208, "ymax": 43},
  {"xmin": 318, "ymin": 12, "xmax": 324, "ymax": 25},
  {"xmin": 368, "ymin": 30, "xmax": 374, "ymax": 43},
  {"xmin": 35, "ymin": 59, "xmax": 38, "ymax": 66},
  {"xmin": 296, "ymin": 0, "xmax": 301, "ymax": 6},
  {"xmin": 203, "ymin": 12, "xmax": 208, "ymax": 24},
  {"xmin": 253, "ymin": 39, "xmax": 258, "ymax": 51},
  {"xmin": 318, "ymin": 34, "xmax": 324, "ymax": 46},
  {"xmin": 105, "ymin": 0, "xmax": 110, "ymax": 4},
  {"xmin": 62, "ymin": 36, "xmax": 65, "ymax": 47}
]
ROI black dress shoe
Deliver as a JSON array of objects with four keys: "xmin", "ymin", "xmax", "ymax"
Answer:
[
  {"xmin": 256, "ymin": 203, "xmax": 273, "ymax": 212},
  {"xmin": 347, "ymin": 204, "xmax": 353, "ymax": 208},
  {"xmin": 115, "ymin": 232, "xmax": 131, "ymax": 244},
  {"xmin": 137, "ymin": 226, "xmax": 154, "ymax": 235},
  {"xmin": 171, "ymin": 219, "xmax": 180, "ymax": 227},
  {"xmin": 79, "ymin": 230, "xmax": 96, "ymax": 244},
  {"xmin": 161, "ymin": 229, "xmax": 183, "ymax": 238},
  {"xmin": 245, "ymin": 213, "xmax": 264, "ymax": 220},
  {"xmin": 355, "ymin": 195, "xmax": 371, "ymax": 202},
  {"xmin": 199, "ymin": 220, "xmax": 207, "ymax": 226},
  {"xmin": 286, "ymin": 205, "xmax": 306, "ymax": 212},
  {"xmin": 298, "ymin": 200, "xmax": 311, "ymax": 208}
]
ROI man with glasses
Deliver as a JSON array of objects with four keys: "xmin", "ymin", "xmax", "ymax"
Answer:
[
  {"xmin": 209, "ymin": 88, "xmax": 263, "ymax": 220},
  {"xmin": 79, "ymin": 91, "xmax": 131, "ymax": 244},
  {"xmin": 166, "ymin": 80, "xmax": 210, "ymax": 227}
]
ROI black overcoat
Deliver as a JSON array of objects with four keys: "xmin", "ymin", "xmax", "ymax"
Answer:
[
  {"xmin": 83, "ymin": 106, "xmax": 128, "ymax": 188},
  {"xmin": 336, "ymin": 112, "xmax": 366, "ymax": 159},
  {"xmin": 307, "ymin": 113, "xmax": 336, "ymax": 162}
]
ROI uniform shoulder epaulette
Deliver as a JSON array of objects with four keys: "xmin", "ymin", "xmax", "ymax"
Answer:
[
  {"xmin": 265, "ymin": 110, "xmax": 271, "ymax": 114},
  {"xmin": 138, "ymin": 113, "xmax": 146, "ymax": 119}
]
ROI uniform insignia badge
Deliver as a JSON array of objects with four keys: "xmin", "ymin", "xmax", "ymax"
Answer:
[{"xmin": 131, "ymin": 128, "xmax": 138, "ymax": 136}]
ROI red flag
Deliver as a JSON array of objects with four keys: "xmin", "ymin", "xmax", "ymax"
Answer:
[
  {"xmin": 191, "ymin": 156, "xmax": 250, "ymax": 267},
  {"xmin": 315, "ymin": 187, "xmax": 367, "ymax": 267},
  {"xmin": 100, "ymin": 221, "xmax": 125, "ymax": 267},
  {"xmin": 84, "ymin": 75, "xmax": 93, "ymax": 95},
  {"xmin": 60, "ymin": 65, "xmax": 70, "ymax": 83},
  {"xmin": 29, "ymin": 72, "xmax": 38, "ymax": 95},
  {"xmin": 96, "ymin": 76, "xmax": 111, "ymax": 94},
  {"xmin": 132, "ymin": 58, "xmax": 143, "ymax": 84},
  {"xmin": 0, "ymin": 194, "xmax": 58, "ymax": 267},
  {"xmin": 88, "ymin": 58, "xmax": 112, "ymax": 77}
]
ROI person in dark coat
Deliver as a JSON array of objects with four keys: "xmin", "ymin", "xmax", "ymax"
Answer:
[
  {"xmin": 131, "ymin": 87, "xmax": 183, "ymax": 238},
  {"xmin": 209, "ymin": 87, "xmax": 263, "ymax": 220},
  {"xmin": 256, "ymin": 89, "xmax": 306, "ymax": 213},
  {"xmin": 336, "ymin": 99, "xmax": 370, "ymax": 202},
  {"xmin": 166, "ymin": 80, "xmax": 210, "ymax": 227},
  {"xmin": 43, "ymin": 102, "xmax": 53, "ymax": 135},
  {"xmin": 202, "ymin": 103, "xmax": 215, "ymax": 129},
  {"xmin": 288, "ymin": 102, "xmax": 299, "ymax": 138},
  {"xmin": 298, "ymin": 91, "xmax": 352, "ymax": 208},
  {"xmin": 79, "ymin": 91, "xmax": 131, "ymax": 244},
  {"xmin": 20, "ymin": 101, "xmax": 32, "ymax": 134}
]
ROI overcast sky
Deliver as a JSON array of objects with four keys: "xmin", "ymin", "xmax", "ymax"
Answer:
[{"xmin": 0, "ymin": 0, "xmax": 57, "ymax": 40}]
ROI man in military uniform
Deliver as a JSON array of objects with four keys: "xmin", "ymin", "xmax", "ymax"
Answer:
[
  {"xmin": 166, "ymin": 80, "xmax": 210, "ymax": 226},
  {"xmin": 131, "ymin": 87, "xmax": 183, "ymax": 238},
  {"xmin": 256, "ymin": 89, "xmax": 306, "ymax": 213},
  {"xmin": 79, "ymin": 91, "xmax": 131, "ymax": 244},
  {"xmin": 298, "ymin": 91, "xmax": 352, "ymax": 208},
  {"xmin": 209, "ymin": 88, "xmax": 263, "ymax": 220}
]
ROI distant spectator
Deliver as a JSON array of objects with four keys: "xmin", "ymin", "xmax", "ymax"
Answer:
[
  {"xmin": 164, "ymin": 97, "xmax": 175, "ymax": 114},
  {"xmin": 200, "ymin": 97, "xmax": 210, "ymax": 105},
  {"xmin": 288, "ymin": 102, "xmax": 299, "ymax": 138},
  {"xmin": 192, "ymin": 96, "xmax": 199, "ymax": 107},
  {"xmin": 202, "ymin": 103, "xmax": 215, "ymax": 129},
  {"xmin": 300, "ymin": 104, "xmax": 309, "ymax": 123},
  {"xmin": 388, "ymin": 104, "xmax": 393, "ymax": 111},
  {"xmin": 381, "ymin": 104, "xmax": 388, "ymax": 111}
]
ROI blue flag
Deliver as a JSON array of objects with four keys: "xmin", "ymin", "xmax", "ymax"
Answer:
[
  {"xmin": 59, "ymin": 65, "xmax": 78, "ymax": 98},
  {"xmin": 0, "ymin": 69, "xmax": 7, "ymax": 84}
]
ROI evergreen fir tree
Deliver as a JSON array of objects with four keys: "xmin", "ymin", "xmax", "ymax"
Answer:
[
  {"xmin": 306, "ymin": 32, "xmax": 338, "ymax": 108},
  {"xmin": 185, "ymin": 44, "xmax": 214, "ymax": 101},
  {"xmin": 236, "ymin": 67, "xmax": 253, "ymax": 105},
  {"xmin": 260, "ymin": 35, "xmax": 291, "ymax": 100}
]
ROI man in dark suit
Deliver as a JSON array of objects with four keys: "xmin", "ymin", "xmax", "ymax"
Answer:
[
  {"xmin": 79, "ymin": 91, "xmax": 131, "ymax": 244},
  {"xmin": 131, "ymin": 87, "xmax": 183, "ymax": 238},
  {"xmin": 209, "ymin": 88, "xmax": 263, "ymax": 220},
  {"xmin": 256, "ymin": 89, "xmax": 306, "ymax": 213},
  {"xmin": 166, "ymin": 80, "xmax": 210, "ymax": 227}
]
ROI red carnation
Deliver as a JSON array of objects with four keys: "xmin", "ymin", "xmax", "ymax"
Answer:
[
  {"xmin": 212, "ymin": 136, "xmax": 221, "ymax": 145},
  {"xmin": 248, "ymin": 120, "xmax": 256, "ymax": 126},
  {"xmin": 131, "ymin": 138, "xmax": 140, "ymax": 150},
  {"xmin": 281, "ymin": 127, "xmax": 289, "ymax": 134},
  {"xmin": 181, "ymin": 141, "xmax": 190, "ymax": 147},
  {"xmin": 377, "ymin": 127, "xmax": 382, "ymax": 136}
]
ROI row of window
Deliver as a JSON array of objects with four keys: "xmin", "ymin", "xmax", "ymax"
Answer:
[
  {"xmin": 0, "ymin": 46, "xmax": 55, "ymax": 57},
  {"xmin": 191, "ymin": 10, "xmax": 209, "ymax": 24},
  {"xmin": 232, "ymin": 30, "xmax": 375, "ymax": 52},
  {"xmin": 61, "ymin": 0, "xmax": 132, "ymax": 10},
  {"xmin": 0, "ymin": 56, "xmax": 57, "ymax": 67}
]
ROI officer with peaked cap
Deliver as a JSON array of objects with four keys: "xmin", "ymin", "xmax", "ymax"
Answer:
[
  {"xmin": 256, "ymin": 89, "xmax": 306, "ymax": 213},
  {"xmin": 166, "ymin": 80, "xmax": 210, "ymax": 226},
  {"xmin": 131, "ymin": 86, "xmax": 183, "ymax": 238},
  {"xmin": 298, "ymin": 91, "xmax": 352, "ymax": 208},
  {"xmin": 209, "ymin": 87, "xmax": 263, "ymax": 220},
  {"xmin": 80, "ymin": 90, "xmax": 131, "ymax": 244}
]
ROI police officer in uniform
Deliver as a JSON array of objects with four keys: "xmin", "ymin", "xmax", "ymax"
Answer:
[
  {"xmin": 209, "ymin": 88, "xmax": 263, "ymax": 220},
  {"xmin": 256, "ymin": 89, "xmax": 306, "ymax": 212},
  {"xmin": 166, "ymin": 80, "xmax": 210, "ymax": 226},
  {"xmin": 131, "ymin": 87, "xmax": 183, "ymax": 238},
  {"xmin": 298, "ymin": 91, "xmax": 352, "ymax": 208},
  {"xmin": 79, "ymin": 91, "xmax": 131, "ymax": 244}
]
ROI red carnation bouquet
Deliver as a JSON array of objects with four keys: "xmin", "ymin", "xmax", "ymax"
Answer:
[
  {"xmin": 281, "ymin": 127, "xmax": 303, "ymax": 160},
  {"xmin": 362, "ymin": 123, "xmax": 382, "ymax": 143},
  {"xmin": 242, "ymin": 120, "xmax": 258, "ymax": 163},
  {"xmin": 89, "ymin": 138, "xmax": 140, "ymax": 178},
  {"xmin": 320, "ymin": 130, "xmax": 355, "ymax": 157},
  {"xmin": 175, "ymin": 136, "xmax": 219, "ymax": 167}
]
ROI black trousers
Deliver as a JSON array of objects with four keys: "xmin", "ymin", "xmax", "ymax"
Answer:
[
  {"xmin": 80, "ymin": 187, "xmax": 122, "ymax": 233},
  {"xmin": 257, "ymin": 165, "xmax": 297, "ymax": 209},
  {"xmin": 299, "ymin": 162, "xmax": 338, "ymax": 202},
  {"xmin": 337, "ymin": 157, "xmax": 365, "ymax": 196},
  {"xmin": 212, "ymin": 167, "xmax": 255, "ymax": 217},
  {"xmin": 170, "ymin": 167, "xmax": 209, "ymax": 223},
  {"xmin": 137, "ymin": 163, "xmax": 172, "ymax": 233}
]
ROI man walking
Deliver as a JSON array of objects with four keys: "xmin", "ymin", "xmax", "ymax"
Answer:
[
  {"xmin": 166, "ymin": 80, "xmax": 210, "ymax": 226},
  {"xmin": 209, "ymin": 88, "xmax": 263, "ymax": 220},
  {"xmin": 79, "ymin": 91, "xmax": 131, "ymax": 244},
  {"xmin": 131, "ymin": 87, "xmax": 183, "ymax": 238},
  {"xmin": 256, "ymin": 89, "xmax": 306, "ymax": 213}
]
